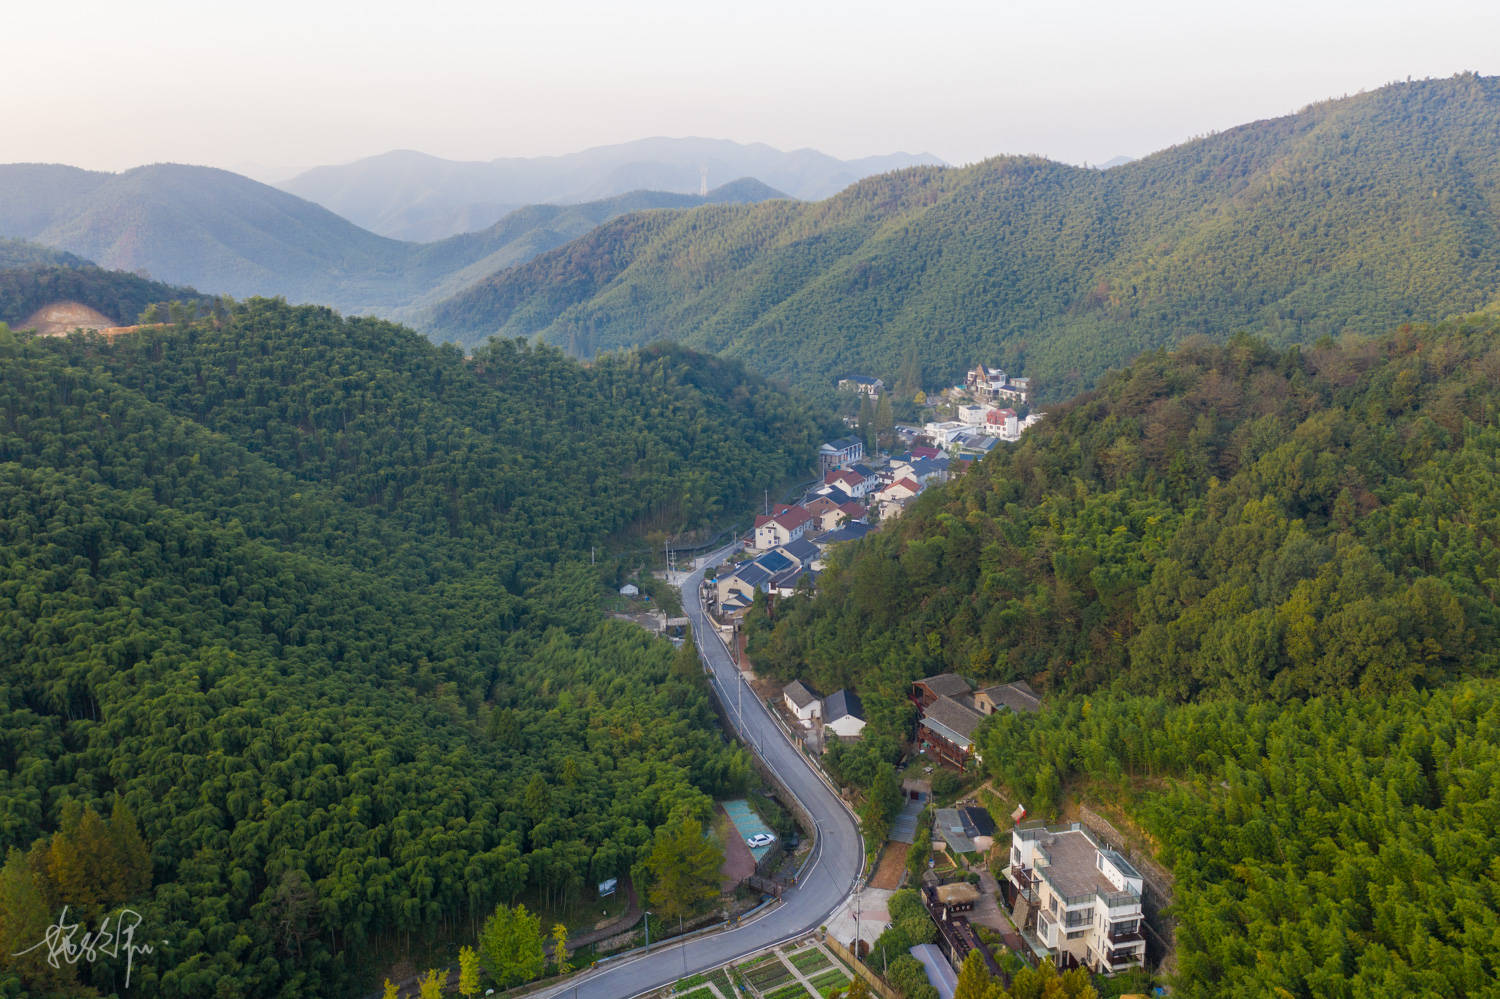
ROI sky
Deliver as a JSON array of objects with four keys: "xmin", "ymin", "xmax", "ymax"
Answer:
[{"xmin": 7, "ymin": 0, "xmax": 1500, "ymax": 180}]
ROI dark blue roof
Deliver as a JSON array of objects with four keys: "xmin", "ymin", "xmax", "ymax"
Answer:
[
  {"xmin": 825, "ymin": 688, "xmax": 865, "ymax": 722},
  {"xmin": 735, "ymin": 563, "xmax": 773, "ymax": 587},
  {"xmin": 819, "ymin": 487, "xmax": 854, "ymax": 506},
  {"xmin": 755, "ymin": 550, "xmax": 794, "ymax": 574},
  {"xmin": 820, "ymin": 522, "xmax": 875, "ymax": 545},
  {"xmin": 778, "ymin": 537, "xmax": 820, "ymax": 565}
]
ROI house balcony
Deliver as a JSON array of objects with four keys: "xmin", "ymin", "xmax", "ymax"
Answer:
[
  {"xmin": 1008, "ymin": 864, "xmax": 1038, "ymax": 903},
  {"xmin": 1106, "ymin": 926, "xmax": 1144, "ymax": 945},
  {"xmin": 1102, "ymin": 945, "xmax": 1145, "ymax": 971}
]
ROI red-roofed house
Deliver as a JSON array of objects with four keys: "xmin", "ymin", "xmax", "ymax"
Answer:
[
  {"xmin": 804, "ymin": 495, "xmax": 844, "ymax": 532},
  {"xmin": 837, "ymin": 501, "xmax": 869, "ymax": 523},
  {"xmin": 754, "ymin": 504, "xmax": 813, "ymax": 549}
]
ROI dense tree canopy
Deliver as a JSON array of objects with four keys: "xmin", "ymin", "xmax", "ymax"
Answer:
[
  {"xmin": 748, "ymin": 312, "xmax": 1500, "ymax": 997},
  {"xmin": 0, "ymin": 300, "xmax": 826, "ymax": 997},
  {"xmin": 751, "ymin": 316, "xmax": 1500, "ymax": 709}
]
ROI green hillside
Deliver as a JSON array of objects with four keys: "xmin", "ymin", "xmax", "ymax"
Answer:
[
  {"xmin": 746, "ymin": 313, "xmax": 1500, "ymax": 996},
  {"xmin": 0, "ymin": 261, "xmax": 208, "ymax": 328},
  {"xmin": 425, "ymin": 74, "xmax": 1500, "ymax": 400},
  {"xmin": 0, "ymin": 300, "xmax": 825, "ymax": 997}
]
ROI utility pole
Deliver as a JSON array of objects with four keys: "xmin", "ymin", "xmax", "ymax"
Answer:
[{"xmin": 644, "ymin": 910, "xmax": 653, "ymax": 952}]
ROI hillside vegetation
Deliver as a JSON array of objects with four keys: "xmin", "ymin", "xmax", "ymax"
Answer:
[
  {"xmin": 748, "ymin": 313, "xmax": 1500, "ymax": 997},
  {"xmin": 0, "ymin": 260, "xmax": 207, "ymax": 329},
  {"xmin": 751, "ymin": 315, "xmax": 1500, "ymax": 700},
  {"xmin": 0, "ymin": 300, "xmax": 825, "ymax": 997},
  {"xmin": 426, "ymin": 75, "xmax": 1500, "ymax": 400}
]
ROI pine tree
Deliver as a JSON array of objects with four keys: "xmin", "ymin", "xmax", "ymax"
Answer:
[
  {"xmin": 46, "ymin": 803, "xmax": 113, "ymax": 913},
  {"xmin": 108, "ymin": 796, "xmax": 153, "ymax": 900}
]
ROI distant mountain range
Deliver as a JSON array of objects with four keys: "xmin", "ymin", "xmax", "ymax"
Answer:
[
  {"xmin": 421, "ymin": 75, "xmax": 1500, "ymax": 400},
  {"xmin": 277, "ymin": 138, "xmax": 947, "ymax": 240},
  {"xmin": 0, "ymin": 163, "xmax": 786, "ymax": 316}
]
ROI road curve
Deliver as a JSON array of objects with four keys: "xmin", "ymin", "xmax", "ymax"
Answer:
[{"xmin": 533, "ymin": 544, "xmax": 863, "ymax": 998}]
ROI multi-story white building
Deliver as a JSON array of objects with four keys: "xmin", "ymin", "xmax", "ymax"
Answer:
[{"xmin": 1006, "ymin": 824, "xmax": 1147, "ymax": 974}]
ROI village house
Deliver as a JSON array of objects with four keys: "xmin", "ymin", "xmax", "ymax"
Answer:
[
  {"xmin": 818, "ymin": 437, "xmax": 865, "ymax": 475},
  {"xmin": 985, "ymin": 408, "xmax": 1020, "ymax": 439},
  {"xmin": 783, "ymin": 680, "xmax": 823, "ymax": 722},
  {"xmin": 966, "ymin": 365, "xmax": 1032, "ymax": 406},
  {"xmin": 823, "ymin": 688, "xmax": 866, "ymax": 739},
  {"xmin": 923, "ymin": 420, "xmax": 968, "ymax": 446},
  {"xmin": 753, "ymin": 504, "xmax": 812, "ymax": 550},
  {"xmin": 952, "ymin": 432, "xmax": 999, "ymax": 458},
  {"xmin": 837, "ymin": 375, "xmax": 885, "ymax": 398},
  {"xmin": 973, "ymin": 680, "xmax": 1042, "ymax": 716},
  {"xmin": 912, "ymin": 673, "xmax": 973, "ymax": 710},
  {"xmin": 916, "ymin": 694, "xmax": 986, "ymax": 770},
  {"xmin": 1005, "ymin": 824, "xmax": 1147, "ymax": 975},
  {"xmin": 958, "ymin": 403, "xmax": 992, "ymax": 426}
]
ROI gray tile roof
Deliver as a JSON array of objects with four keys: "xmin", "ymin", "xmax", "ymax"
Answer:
[
  {"xmin": 918, "ymin": 673, "xmax": 973, "ymax": 699},
  {"xmin": 783, "ymin": 679, "xmax": 823, "ymax": 709},
  {"xmin": 824, "ymin": 688, "xmax": 864, "ymax": 722},
  {"xmin": 920, "ymin": 695, "xmax": 984, "ymax": 745}
]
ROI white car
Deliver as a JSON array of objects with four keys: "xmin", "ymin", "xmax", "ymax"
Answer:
[{"xmin": 746, "ymin": 832, "xmax": 776, "ymax": 848}]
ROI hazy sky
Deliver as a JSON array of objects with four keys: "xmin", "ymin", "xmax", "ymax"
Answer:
[{"xmin": 8, "ymin": 0, "xmax": 1499, "ymax": 180}]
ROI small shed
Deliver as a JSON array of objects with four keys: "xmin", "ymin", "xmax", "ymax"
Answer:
[
  {"xmin": 619, "ymin": 583, "xmax": 640, "ymax": 597},
  {"xmin": 597, "ymin": 878, "xmax": 618, "ymax": 897}
]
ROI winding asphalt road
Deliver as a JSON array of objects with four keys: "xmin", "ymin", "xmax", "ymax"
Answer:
[{"xmin": 532, "ymin": 543, "xmax": 864, "ymax": 998}]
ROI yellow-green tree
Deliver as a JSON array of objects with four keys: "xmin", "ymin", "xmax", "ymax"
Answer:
[
  {"xmin": 46, "ymin": 802, "xmax": 113, "ymax": 914},
  {"xmin": 551, "ymin": 922, "xmax": 571, "ymax": 974},
  {"xmin": 0, "ymin": 847, "xmax": 76, "ymax": 991},
  {"xmin": 418, "ymin": 967, "xmax": 443, "ymax": 999},
  {"xmin": 953, "ymin": 949, "xmax": 999, "ymax": 999},
  {"xmin": 479, "ymin": 902, "xmax": 545, "ymax": 988},
  {"xmin": 458, "ymin": 944, "xmax": 480, "ymax": 997},
  {"xmin": 381, "ymin": 979, "xmax": 398, "ymax": 999}
]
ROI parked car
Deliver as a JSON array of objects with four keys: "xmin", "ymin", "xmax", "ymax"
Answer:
[{"xmin": 746, "ymin": 832, "xmax": 776, "ymax": 848}]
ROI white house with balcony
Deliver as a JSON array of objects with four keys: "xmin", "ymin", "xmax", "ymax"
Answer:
[{"xmin": 1005, "ymin": 823, "xmax": 1147, "ymax": 974}]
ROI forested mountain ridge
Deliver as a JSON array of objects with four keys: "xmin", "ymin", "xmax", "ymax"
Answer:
[
  {"xmin": 0, "ymin": 163, "xmax": 787, "ymax": 317},
  {"xmin": 0, "ymin": 301, "xmax": 827, "ymax": 996},
  {"xmin": 425, "ymin": 74, "xmax": 1500, "ymax": 400},
  {"xmin": 750, "ymin": 315, "xmax": 1500, "ymax": 704}
]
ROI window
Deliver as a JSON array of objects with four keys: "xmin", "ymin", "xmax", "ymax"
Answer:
[{"xmin": 1065, "ymin": 908, "xmax": 1092, "ymax": 928}]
